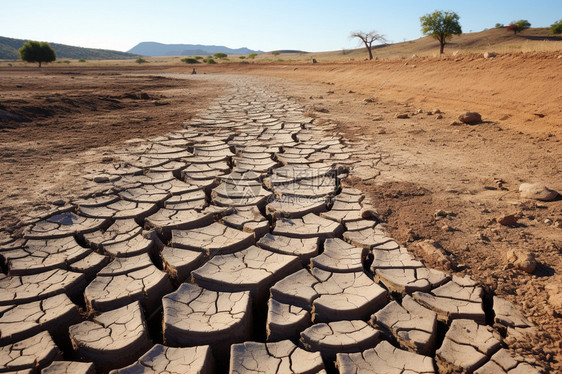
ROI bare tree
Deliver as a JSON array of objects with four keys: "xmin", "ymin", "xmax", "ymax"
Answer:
[{"xmin": 350, "ymin": 31, "xmax": 386, "ymax": 60}]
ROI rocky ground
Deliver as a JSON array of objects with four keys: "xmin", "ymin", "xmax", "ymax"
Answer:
[{"xmin": 0, "ymin": 66, "xmax": 560, "ymax": 373}]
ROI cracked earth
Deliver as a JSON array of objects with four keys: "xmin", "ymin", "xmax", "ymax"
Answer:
[{"xmin": 0, "ymin": 73, "xmax": 553, "ymax": 373}]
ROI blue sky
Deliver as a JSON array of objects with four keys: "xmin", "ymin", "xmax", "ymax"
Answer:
[{"xmin": 2, "ymin": 1, "xmax": 560, "ymax": 52}]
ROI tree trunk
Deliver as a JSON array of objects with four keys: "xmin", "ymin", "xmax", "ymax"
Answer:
[
  {"xmin": 363, "ymin": 41, "xmax": 373, "ymax": 60},
  {"xmin": 38, "ymin": 61, "xmax": 42, "ymax": 68},
  {"xmin": 439, "ymin": 42, "xmax": 445, "ymax": 54}
]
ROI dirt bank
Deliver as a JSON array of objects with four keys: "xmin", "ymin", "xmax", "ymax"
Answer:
[{"xmin": 191, "ymin": 52, "xmax": 561, "ymax": 135}]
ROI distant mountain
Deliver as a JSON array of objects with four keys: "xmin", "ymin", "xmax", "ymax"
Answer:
[
  {"xmin": 0, "ymin": 36, "xmax": 139, "ymax": 60},
  {"xmin": 128, "ymin": 42, "xmax": 263, "ymax": 56}
]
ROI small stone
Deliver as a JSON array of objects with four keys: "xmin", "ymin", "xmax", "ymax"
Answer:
[
  {"xmin": 458, "ymin": 112, "xmax": 482, "ymax": 125},
  {"xmin": 93, "ymin": 176, "xmax": 110, "ymax": 183},
  {"xmin": 414, "ymin": 240, "xmax": 455, "ymax": 270},
  {"xmin": 519, "ymin": 183, "xmax": 559, "ymax": 201},
  {"xmin": 544, "ymin": 218, "xmax": 552, "ymax": 224},
  {"xmin": 483, "ymin": 52, "xmax": 497, "ymax": 58},
  {"xmin": 416, "ymin": 108, "xmax": 423, "ymax": 114},
  {"xmin": 506, "ymin": 249, "xmax": 536, "ymax": 273},
  {"xmin": 395, "ymin": 113, "xmax": 409, "ymax": 119},
  {"xmin": 434, "ymin": 209, "xmax": 448, "ymax": 218},
  {"xmin": 450, "ymin": 121, "xmax": 463, "ymax": 126},
  {"xmin": 497, "ymin": 214, "xmax": 519, "ymax": 226},
  {"xmin": 364, "ymin": 98, "xmax": 374, "ymax": 103},
  {"xmin": 436, "ymin": 114, "xmax": 443, "ymax": 119}
]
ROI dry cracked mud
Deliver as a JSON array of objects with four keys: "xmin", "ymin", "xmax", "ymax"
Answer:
[{"xmin": 0, "ymin": 74, "xmax": 547, "ymax": 373}]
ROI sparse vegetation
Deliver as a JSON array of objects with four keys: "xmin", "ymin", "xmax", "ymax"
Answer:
[
  {"xmin": 78, "ymin": 58, "xmax": 86, "ymax": 62},
  {"xmin": 248, "ymin": 53, "xmax": 258, "ymax": 59},
  {"xmin": 272, "ymin": 51, "xmax": 280, "ymax": 56},
  {"xmin": 507, "ymin": 20, "xmax": 531, "ymax": 35},
  {"xmin": 63, "ymin": 60, "xmax": 70, "ymax": 64},
  {"xmin": 135, "ymin": 57, "xmax": 147, "ymax": 64},
  {"xmin": 495, "ymin": 23, "xmax": 505, "ymax": 28},
  {"xmin": 205, "ymin": 58, "xmax": 217, "ymax": 64},
  {"xmin": 194, "ymin": 56, "xmax": 204, "ymax": 60},
  {"xmin": 420, "ymin": 10, "xmax": 462, "ymax": 54},
  {"xmin": 350, "ymin": 31, "xmax": 386, "ymax": 60},
  {"xmin": 551, "ymin": 20, "xmax": 562, "ymax": 34},
  {"xmin": 213, "ymin": 52, "xmax": 227, "ymax": 59},
  {"xmin": 239, "ymin": 56, "xmax": 246, "ymax": 59},
  {"xmin": 181, "ymin": 57, "xmax": 200, "ymax": 64},
  {"xmin": 18, "ymin": 40, "xmax": 56, "ymax": 67}
]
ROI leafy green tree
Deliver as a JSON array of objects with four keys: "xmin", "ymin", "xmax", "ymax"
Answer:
[
  {"xmin": 18, "ymin": 40, "xmax": 56, "ymax": 67},
  {"xmin": 420, "ymin": 10, "xmax": 462, "ymax": 54},
  {"xmin": 350, "ymin": 31, "xmax": 386, "ymax": 60},
  {"xmin": 551, "ymin": 19, "xmax": 562, "ymax": 34},
  {"xmin": 213, "ymin": 52, "xmax": 227, "ymax": 59},
  {"xmin": 248, "ymin": 53, "xmax": 258, "ymax": 59},
  {"xmin": 507, "ymin": 20, "xmax": 531, "ymax": 34}
]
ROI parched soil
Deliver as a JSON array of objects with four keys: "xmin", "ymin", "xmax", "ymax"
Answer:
[
  {"xmin": 208, "ymin": 56, "xmax": 561, "ymax": 370},
  {"xmin": 0, "ymin": 56, "xmax": 561, "ymax": 371},
  {"xmin": 0, "ymin": 67, "xmax": 225, "ymax": 236}
]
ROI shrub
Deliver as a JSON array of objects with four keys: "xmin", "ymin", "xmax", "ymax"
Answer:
[
  {"xmin": 206, "ymin": 58, "xmax": 217, "ymax": 64},
  {"xmin": 239, "ymin": 56, "xmax": 246, "ymax": 59},
  {"xmin": 78, "ymin": 58, "xmax": 86, "ymax": 62},
  {"xmin": 272, "ymin": 51, "xmax": 280, "ymax": 56},
  {"xmin": 194, "ymin": 56, "xmax": 203, "ymax": 60},
  {"xmin": 181, "ymin": 57, "xmax": 200, "ymax": 64},
  {"xmin": 213, "ymin": 52, "xmax": 227, "ymax": 59},
  {"xmin": 495, "ymin": 23, "xmax": 504, "ymax": 28},
  {"xmin": 136, "ymin": 57, "xmax": 148, "ymax": 64},
  {"xmin": 63, "ymin": 60, "xmax": 71, "ymax": 64},
  {"xmin": 248, "ymin": 53, "xmax": 258, "ymax": 59},
  {"xmin": 551, "ymin": 20, "xmax": 562, "ymax": 34},
  {"xmin": 18, "ymin": 40, "xmax": 56, "ymax": 67}
]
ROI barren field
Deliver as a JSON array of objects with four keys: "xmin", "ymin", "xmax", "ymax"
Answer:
[
  {"xmin": 0, "ymin": 67, "xmax": 225, "ymax": 235},
  {"xmin": 0, "ymin": 52, "xmax": 560, "ymax": 372}
]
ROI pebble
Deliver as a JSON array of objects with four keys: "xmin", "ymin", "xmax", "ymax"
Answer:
[
  {"xmin": 458, "ymin": 112, "xmax": 482, "ymax": 125},
  {"xmin": 506, "ymin": 249, "xmax": 537, "ymax": 274},
  {"xmin": 498, "ymin": 214, "xmax": 519, "ymax": 226},
  {"xmin": 519, "ymin": 183, "xmax": 559, "ymax": 201}
]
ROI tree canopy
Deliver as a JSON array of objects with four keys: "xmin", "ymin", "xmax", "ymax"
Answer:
[
  {"xmin": 18, "ymin": 40, "xmax": 56, "ymax": 67},
  {"xmin": 350, "ymin": 31, "xmax": 386, "ymax": 60},
  {"xmin": 507, "ymin": 20, "xmax": 531, "ymax": 34},
  {"xmin": 420, "ymin": 10, "xmax": 462, "ymax": 54}
]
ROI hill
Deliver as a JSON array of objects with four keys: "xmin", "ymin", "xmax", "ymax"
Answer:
[
  {"xmin": 0, "ymin": 36, "xmax": 139, "ymax": 60},
  {"xmin": 366, "ymin": 26, "xmax": 562, "ymax": 57},
  {"xmin": 128, "ymin": 42, "xmax": 263, "ymax": 56},
  {"xmin": 245, "ymin": 27, "xmax": 561, "ymax": 62}
]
